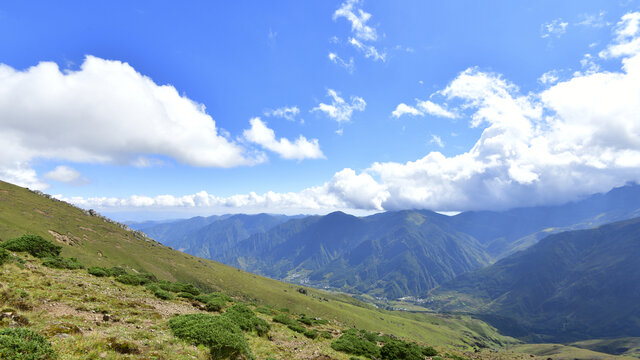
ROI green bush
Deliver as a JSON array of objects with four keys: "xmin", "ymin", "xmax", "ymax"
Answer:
[
  {"xmin": 1, "ymin": 235, "xmax": 61, "ymax": 258},
  {"xmin": 115, "ymin": 274, "xmax": 151, "ymax": 286},
  {"xmin": 0, "ymin": 327, "xmax": 58, "ymax": 359},
  {"xmin": 331, "ymin": 329, "xmax": 380, "ymax": 358},
  {"xmin": 152, "ymin": 280, "xmax": 200, "ymax": 295},
  {"xmin": 177, "ymin": 292, "xmax": 195, "ymax": 299},
  {"xmin": 303, "ymin": 329, "xmax": 319, "ymax": 339},
  {"xmin": 168, "ymin": 313, "xmax": 252, "ymax": 360},
  {"xmin": 255, "ymin": 306, "xmax": 276, "ymax": 315},
  {"xmin": 107, "ymin": 266, "xmax": 128, "ymax": 277},
  {"xmin": 272, "ymin": 313, "xmax": 296, "ymax": 326},
  {"xmin": 0, "ymin": 247, "xmax": 9, "ymax": 265},
  {"xmin": 379, "ymin": 339, "xmax": 438, "ymax": 360},
  {"xmin": 153, "ymin": 288, "xmax": 174, "ymax": 300},
  {"xmin": 87, "ymin": 266, "xmax": 110, "ymax": 277},
  {"xmin": 41, "ymin": 257, "xmax": 83, "ymax": 270},
  {"xmin": 298, "ymin": 314, "xmax": 314, "ymax": 326},
  {"xmin": 320, "ymin": 331, "xmax": 333, "ymax": 339},
  {"xmin": 196, "ymin": 292, "xmax": 231, "ymax": 312},
  {"xmin": 222, "ymin": 304, "xmax": 270, "ymax": 337}
]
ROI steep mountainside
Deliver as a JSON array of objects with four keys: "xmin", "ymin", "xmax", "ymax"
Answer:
[
  {"xmin": 133, "ymin": 213, "xmax": 294, "ymax": 258},
  {"xmin": 0, "ymin": 180, "xmax": 510, "ymax": 348},
  {"xmin": 428, "ymin": 217, "xmax": 640, "ymax": 342},
  {"xmin": 449, "ymin": 184, "xmax": 640, "ymax": 259},
  {"xmin": 224, "ymin": 210, "xmax": 491, "ymax": 298}
]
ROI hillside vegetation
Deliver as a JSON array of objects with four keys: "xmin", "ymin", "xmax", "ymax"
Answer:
[
  {"xmin": 428, "ymin": 217, "xmax": 640, "ymax": 343},
  {"xmin": 0, "ymin": 180, "xmax": 514, "ymax": 350}
]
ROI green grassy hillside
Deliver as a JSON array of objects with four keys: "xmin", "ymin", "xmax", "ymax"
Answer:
[
  {"xmin": 428, "ymin": 217, "xmax": 640, "ymax": 342},
  {"xmin": 0, "ymin": 180, "xmax": 512, "ymax": 349}
]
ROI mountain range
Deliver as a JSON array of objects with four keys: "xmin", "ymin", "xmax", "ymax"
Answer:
[
  {"xmin": 133, "ymin": 184, "xmax": 640, "ymax": 299},
  {"xmin": 428, "ymin": 217, "xmax": 640, "ymax": 343}
]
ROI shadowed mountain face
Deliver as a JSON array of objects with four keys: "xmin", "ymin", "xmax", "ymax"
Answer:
[
  {"xmin": 428, "ymin": 217, "xmax": 640, "ymax": 342},
  {"xmin": 223, "ymin": 210, "xmax": 492, "ymax": 298},
  {"xmin": 131, "ymin": 184, "xmax": 640, "ymax": 300}
]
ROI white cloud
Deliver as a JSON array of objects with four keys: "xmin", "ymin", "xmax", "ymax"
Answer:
[
  {"xmin": 576, "ymin": 11, "xmax": 608, "ymax": 28},
  {"xmin": 392, "ymin": 100, "xmax": 456, "ymax": 119},
  {"xmin": 0, "ymin": 56, "xmax": 259, "ymax": 189},
  {"xmin": 541, "ymin": 18, "xmax": 568, "ymax": 38},
  {"xmin": 243, "ymin": 118, "xmax": 324, "ymax": 160},
  {"xmin": 263, "ymin": 106, "xmax": 300, "ymax": 121},
  {"xmin": 44, "ymin": 165, "xmax": 87, "ymax": 185},
  {"xmin": 333, "ymin": 0, "xmax": 377, "ymax": 42},
  {"xmin": 391, "ymin": 103, "xmax": 422, "ymax": 118},
  {"xmin": 348, "ymin": 38, "xmax": 386, "ymax": 62},
  {"xmin": 539, "ymin": 70, "xmax": 559, "ymax": 85},
  {"xmin": 312, "ymin": 89, "xmax": 366, "ymax": 123},
  {"xmin": 430, "ymin": 135, "xmax": 444, "ymax": 148},
  {"xmin": 600, "ymin": 12, "xmax": 640, "ymax": 58},
  {"xmin": 328, "ymin": 52, "xmax": 355, "ymax": 73},
  {"xmin": 416, "ymin": 100, "xmax": 457, "ymax": 119},
  {"xmin": 47, "ymin": 12, "xmax": 640, "ymax": 215}
]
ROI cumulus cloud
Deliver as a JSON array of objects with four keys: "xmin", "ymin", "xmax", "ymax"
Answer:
[
  {"xmin": 0, "ymin": 56, "xmax": 259, "ymax": 189},
  {"xmin": 541, "ymin": 18, "xmax": 568, "ymax": 38},
  {"xmin": 600, "ymin": 12, "xmax": 640, "ymax": 58},
  {"xmin": 263, "ymin": 106, "xmax": 300, "ymax": 121},
  {"xmin": 312, "ymin": 89, "xmax": 366, "ymax": 123},
  {"xmin": 61, "ymin": 168, "xmax": 388, "ymax": 213},
  {"xmin": 391, "ymin": 103, "xmax": 422, "ymax": 118},
  {"xmin": 328, "ymin": 52, "xmax": 355, "ymax": 73},
  {"xmin": 242, "ymin": 118, "xmax": 324, "ymax": 160},
  {"xmin": 44, "ymin": 166, "xmax": 88, "ymax": 185},
  {"xmin": 538, "ymin": 70, "xmax": 559, "ymax": 85},
  {"xmin": 51, "ymin": 12, "xmax": 640, "ymax": 214},
  {"xmin": 392, "ymin": 100, "xmax": 456, "ymax": 119}
]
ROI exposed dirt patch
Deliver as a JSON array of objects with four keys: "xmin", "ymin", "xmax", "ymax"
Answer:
[
  {"xmin": 38, "ymin": 302, "xmax": 97, "ymax": 322},
  {"xmin": 79, "ymin": 226, "xmax": 96, "ymax": 233},
  {"xmin": 48, "ymin": 230, "xmax": 81, "ymax": 246},
  {"xmin": 35, "ymin": 208, "xmax": 53, "ymax": 218}
]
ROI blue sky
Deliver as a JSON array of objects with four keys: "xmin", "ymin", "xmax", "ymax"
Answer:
[{"xmin": 1, "ymin": 0, "xmax": 640, "ymax": 220}]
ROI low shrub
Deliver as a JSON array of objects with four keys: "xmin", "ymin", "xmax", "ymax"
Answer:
[
  {"xmin": 177, "ymin": 292, "xmax": 195, "ymax": 299},
  {"xmin": 41, "ymin": 256, "xmax": 84, "ymax": 270},
  {"xmin": 168, "ymin": 313, "xmax": 252, "ymax": 360},
  {"xmin": 254, "ymin": 306, "xmax": 276, "ymax": 315},
  {"xmin": 380, "ymin": 339, "xmax": 438, "ymax": 360},
  {"xmin": 115, "ymin": 274, "xmax": 151, "ymax": 286},
  {"xmin": 195, "ymin": 292, "xmax": 231, "ymax": 312},
  {"xmin": 320, "ymin": 331, "xmax": 333, "ymax": 339},
  {"xmin": 272, "ymin": 313, "xmax": 296, "ymax": 326},
  {"xmin": 1, "ymin": 235, "xmax": 61, "ymax": 258},
  {"xmin": 87, "ymin": 266, "xmax": 110, "ymax": 277},
  {"xmin": 223, "ymin": 304, "xmax": 270, "ymax": 337},
  {"xmin": 107, "ymin": 266, "xmax": 128, "ymax": 277},
  {"xmin": 303, "ymin": 329, "xmax": 319, "ymax": 339},
  {"xmin": 331, "ymin": 329, "xmax": 380, "ymax": 358},
  {"xmin": 0, "ymin": 247, "xmax": 9, "ymax": 265},
  {"xmin": 0, "ymin": 327, "xmax": 58, "ymax": 360},
  {"xmin": 153, "ymin": 288, "xmax": 174, "ymax": 300}
]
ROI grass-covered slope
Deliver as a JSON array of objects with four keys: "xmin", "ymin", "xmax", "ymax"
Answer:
[
  {"xmin": 428, "ymin": 217, "xmax": 640, "ymax": 342},
  {"xmin": 0, "ymin": 180, "xmax": 511, "ymax": 349},
  {"xmin": 2, "ymin": 244, "xmax": 631, "ymax": 360}
]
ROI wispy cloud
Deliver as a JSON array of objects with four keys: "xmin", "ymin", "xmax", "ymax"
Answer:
[
  {"xmin": 348, "ymin": 38, "xmax": 386, "ymax": 62},
  {"xmin": 312, "ymin": 89, "xmax": 366, "ymax": 123},
  {"xmin": 333, "ymin": 0, "xmax": 377, "ymax": 41},
  {"xmin": 328, "ymin": 52, "xmax": 355, "ymax": 73},
  {"xmin": 430, "ymin": 135, "xmax": 444, "ymax": 148},
  {"xmin": 263, "ymin": 106, "xmax": 300, "ymax": 121},
  {"xmin": 541, "ymin": 18, "xmax": 568, "ymax": 38},
  {"xmin": 392, "ymin": 100, "xmax": 456, "ymax": 119},
  {"xmin": 44, "ymin": 165, "xmax": 88, "ymax": 185},
  {"xmin": 576, "ymin": 11, "xmax": 608, "ymax": 28}
]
